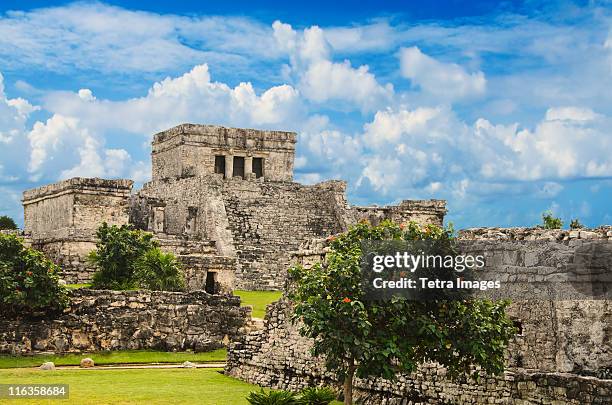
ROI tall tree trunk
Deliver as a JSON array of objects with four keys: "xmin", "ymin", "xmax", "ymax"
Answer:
[{"xmin": 343, "ymin": 360, "xmax": 356, "ymax": 405}]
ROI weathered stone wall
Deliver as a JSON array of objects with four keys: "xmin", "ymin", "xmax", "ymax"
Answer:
[
  {"xmin": 222, "ymin": 180, "xmax": 349, "ymax": 290},
  {"xmin": 349, "ymin": 199, "xmax": 447, "ymax": 228},
  {"xmin": 458, "ymin": 226, "xmax": 612, "ymax": 241},
  {"xmin": 226, "ymin": 227, "xmax": 612, "ymax": 404},
  {"xmin": 22, "ymin": 178, "xmax": 133, "ymax": 284},
  {"xmin": 135, "ymin": 172, "xmax": 447, "ymax": 290},
  {"xmin": 226, "ymin": 298, "xmax": 612, "ymax": 405},
  {"xmin": 151, "ymin": 124, "xmax": 297, "ymax": 182},
  {"xmin": 31, "ymin": 235, "xmax": 97, "ymax": 284},
  {"xmin": 135, "ymin": 176, "xmax": 347, "ymax": 290},
  {"xmin": 23, "ymin": 177, "xmax": 133, "ymax": 238},
  {"xmin": 0, "ymin": 289, "xmax": 251, "ymax": 355}
]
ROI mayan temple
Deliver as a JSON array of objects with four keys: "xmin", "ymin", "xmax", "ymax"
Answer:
[{"xmin": 21, "ymin": 123, "xmax": 447, "ymax": 292}]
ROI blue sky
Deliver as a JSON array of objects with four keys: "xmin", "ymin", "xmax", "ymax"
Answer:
[{"xmin": 0, "ymin": 0, "xmax": 611, "ymax": 228}]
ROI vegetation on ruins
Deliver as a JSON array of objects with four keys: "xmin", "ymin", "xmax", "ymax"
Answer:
[
  {"xmin": 134, "ymin": 248, "xmax": 185, "ymax": 291},
  {"xmin": 569, "ymin": 218, "xmax": 584, "ymax": 229},
  {"xmin": 89, "ymin": 223, "xmax": 185, "ymax": 291},
  {"xmin": 541, "ymin": 211, "xmax": 563, "ymax": 229},
  {"xmin": 0, "ymin": 233, "xmax": 68, "ymax": 315},
  {"xmin": 0, "ymin": 215, "xmax": 17, "ymax": 230},
  {"xmin": 289, "ymin": 220, "xmax": 517, "ymax": 405}
]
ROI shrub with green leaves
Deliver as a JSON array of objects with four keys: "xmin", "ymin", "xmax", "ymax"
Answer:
[
  {"xmin": 0, "ymin": 233, "xmax": 68, "ymax": 315},
  {"xmin": 134, "ymin": 247, "xmax": 185, "ymax": 291},
  {"xmin": 89, "ymin": 223, "xmax": 158, "ymax": 290},
  {"xmin": 246, "ymin": 389, "xmax": 301, "ymax": 405},
  {"xmin": 0, "ymin": 215, "xmax": 17, "ymax": 230},
  {"xmin": 299, "ymin": 387, "xmax": 336, "ymax": 405},
  {"xmin": 290, "ymin": 220, "xmax": 517, "ymax": 405},
  {"xmin": 541, "ymin": 211, "xmax": 563, "ymax": 229},
  {"xmin": 570, "ymin": 218, "xmax": 584, "ymax": 229}
]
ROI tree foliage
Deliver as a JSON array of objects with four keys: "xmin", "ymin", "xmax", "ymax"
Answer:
[
  {"xmin": 289, "ymin": 220, "xmax": 517, "ymax": 404},
  {"xmin": 0, "ymin": 215, "xmax": 18, "ymax": 230},
  {"xmin": 541, "ymin": 211, "xmax": 563, "ymax": 229},
  {"xmin": 89, "ymin": 223, "xmax": 158, "ymax": 289},
  {"xmin": 0, "ymin": 233, "xmax": 68, "ymax": 315},
  {"xmin": 134, "ymin": 247, "xmax": 185, "ymax": 291},
  {"xmin": 569, "ymin": 218, "xmax": 584, "ymax": 229},
  {"xmin": 89, "ymin": 223, "xmax": 186, "ymax": 291}
]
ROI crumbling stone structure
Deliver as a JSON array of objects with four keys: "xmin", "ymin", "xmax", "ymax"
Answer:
[
  {"xmin": 0, "ymin": 289, "xmax": 251, "ymax": 354},
  {"xmin": 22, "ymin": 178, "xmax": 133, "ymax": 283},
  {"xmin": 22, "ymin": 124, "xmax": 446, "ymax": 291},
  {"xmin": 226, "ymin": 227, "xmax": 612, "ymax": 404}
]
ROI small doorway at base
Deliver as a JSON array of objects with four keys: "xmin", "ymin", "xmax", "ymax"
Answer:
[{"xmin": 205, "ymin": 271, "xmax": 218, "ymax": 294}]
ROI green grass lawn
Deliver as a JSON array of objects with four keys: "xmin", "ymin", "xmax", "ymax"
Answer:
[
  {"xmin": 234, "ymin": 290, "xmax": 282, "ymax": 318},
  {"xmin": 0, "ymin": 368, "xmax": 343, "ymax": 404},
  {"xmin": 0, "ymin": 349, "xmax": 227, "ymax": 369},
  {"xmin": 0, "ymin": 367, "xmax": 256, "ymax": 404}
]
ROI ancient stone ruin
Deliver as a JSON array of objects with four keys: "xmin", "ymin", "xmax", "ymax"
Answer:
[
  {"xmin": 226, "ymin": 227, "xmax": 612, "ymax": 404},
  {"xmin": 9, "ymin": 123, "xmax": 611, "ymax": 403},
  {"xmin": 21, "ymin": 124, "xmax": 447, "ymax": 292}
]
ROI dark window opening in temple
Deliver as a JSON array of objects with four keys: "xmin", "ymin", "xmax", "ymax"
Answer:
[
  {"xmin": 185, "ymin": 207, "xmax": 198, "ymax": 234},
  {"xmin": 214, "ymin": 155, "xmax": 225, "ymax": 177},
  {"xmin": 233, "ymin": 156, "xmax": 245, "ymax": 179},
  {"xmin": 253, "ymin": 157, "xmax": 264, "ymax": 178},
  {"xmin": 205, "ymin": 271, "xmax": 217, "ymax": 294}
]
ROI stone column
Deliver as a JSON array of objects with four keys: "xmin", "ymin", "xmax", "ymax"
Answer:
[
  {"xmin": 225, "ymin": 154, "xmax": 233, "ymax": 179},
  {"xmin": 245, "ymin": 156, "xmax": 253, "ymax": 179}
]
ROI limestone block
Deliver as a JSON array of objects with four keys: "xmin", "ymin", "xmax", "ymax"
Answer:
[
  {"xmin": 39, "ymin": 362, "xmax": 55, "ymax": 370},
  {"xmin": 80, "ymin": 358, "xmax": 95, "ymax": 368}
]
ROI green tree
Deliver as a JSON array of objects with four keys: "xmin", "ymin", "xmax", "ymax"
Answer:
[
  {"xmin": 89, "ymin": 223, "xmax": 158, "ymax": 289},
  {"xmin": 289, "ymin": 221, "xmax": 517, "ymax": 405},
  {"xmin": 541, "ymin": 211, "xmax": 563, "ymax": 229},
  {"xmin": 134, "ymin": 248, "xmax": 185, "ymax": 291},
  {"xmin": 0, "ymin": 215, "xmax": 18, "ymax": 230},
  {"xmin": 0, "ymin": 233, "xmax": 68, "ymax": 315}
]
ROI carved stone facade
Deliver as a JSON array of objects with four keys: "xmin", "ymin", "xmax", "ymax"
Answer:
[{"xmin": 22, "ymin": 124, "xmax": 447, "ymax": 291}]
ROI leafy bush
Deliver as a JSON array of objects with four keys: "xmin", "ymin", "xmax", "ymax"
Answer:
[
  {"xmin": 541, "ymin": 211, "xmax": 563, "ymax": 229},
  {"xmin": 89, "ymin": 223, "xmax": 158, "ymax": 290},
  {"xmin": 299, "ymin": 387, "xmax": 336, "ymax": 405},
  {"xmin": 246, "ymin": 389, "xmax": 302, "ymax": 405},
  {"xmin": 290, "ymin": 220, "xmax": 517, "ymax": 404},
  {"xmin": 570, "ymin": 218, "xmax": 584, "ymax": 229},
  {"xmin": 0, "ymin": 215, "xmax": 17, "ymax": 230},
  {"xmin": 0, "ymin": 233, "xmax": 68, "ymax": 315},
  {"xmin": 134, "ymin": 248, "xmax": 185, "ymax": 291}
]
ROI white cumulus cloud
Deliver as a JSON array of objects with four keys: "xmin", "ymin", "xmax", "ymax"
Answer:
[
  {"xmin": 273, "ymin": 21, "xmax": 393, "ymax": 111},
  {"xmin": 399, "ymin": 46, "xmax": 486, "ymax": 100}
]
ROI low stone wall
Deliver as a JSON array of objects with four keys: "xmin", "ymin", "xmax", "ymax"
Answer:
[
  {"xmin": 227, "ymin": 227, "xmax": 612, "ymax": 404},
  {"xmin": 226, "ymin": 299, "xmax": 612, "ymax": 404},
  {"xmin": 0, "ymin": 289, "xmax": 251, "ymax": 355},
  {"xmin": 459, "ymin": 226, "xmax": 612, "ymax": 241}
]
